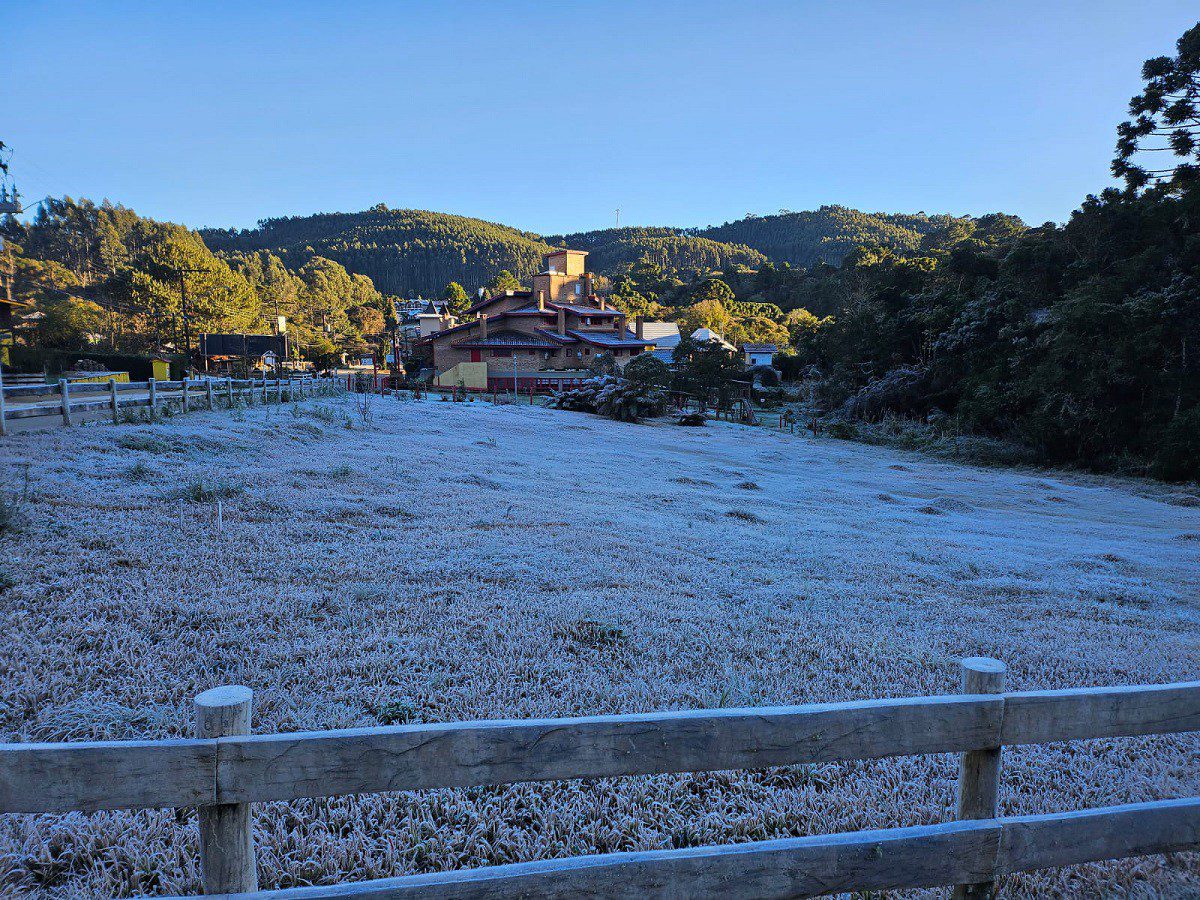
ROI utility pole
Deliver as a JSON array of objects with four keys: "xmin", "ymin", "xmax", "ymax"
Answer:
[
  {"xmin": 615, "ymin": 207, "xmax": 620, "ymax": 228},
  {"xmin": 390, "ymin": 324, "xmax": 401, "ymax": 386},
  {"xmin": 173, "ymin": 265, "xmax": 207, "ymax": 375}
]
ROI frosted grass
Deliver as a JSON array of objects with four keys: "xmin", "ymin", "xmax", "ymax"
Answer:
[{"xmin": 0, "ymin": 395, "xmax": 1197, "ymax": 897}]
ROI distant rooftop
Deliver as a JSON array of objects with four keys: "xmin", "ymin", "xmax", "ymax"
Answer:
[
  {"xmin": 451, "ymin": 329, "xmax": 562, "ymax": 350},
  {"xmin": 639, "ymin": 322, "xmax": 680, "ymax": 346}
]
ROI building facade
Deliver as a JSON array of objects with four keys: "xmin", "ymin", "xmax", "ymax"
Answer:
[
  {"xmin": 742, "ymin": 343, "xmax": 778, "ymax": 367},
  {"xmin": 423, "ymin": 249, "xmax": 657, "ymax": 388}
]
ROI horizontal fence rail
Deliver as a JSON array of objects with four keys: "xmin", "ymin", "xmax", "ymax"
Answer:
[
  {"xmin": 4, "ymin": 682, "xmax": 1197, "ymax": 814},
  {"xmin": 1, "ymin": 663, "xmax": 1198, "ymax": 896},
  {"xmin": 188, "ymin": 799, "xmax": 1200, "ymax": 900}
]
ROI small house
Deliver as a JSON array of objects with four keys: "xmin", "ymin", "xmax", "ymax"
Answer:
[{"xmin": 742, "ymin": 343, "xmax": 778, "ymax": 368}]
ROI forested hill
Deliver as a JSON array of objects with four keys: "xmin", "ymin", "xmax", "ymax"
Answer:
[
  {"xmin": 540, "ymin": 227, "xmax": 767, "ymax": 275},
  {"xmin": 200, "ymin": 208, "xmax": 556, "ymax": 299},
  {"xmin": 697, "ymin": 206, "xmax": 989, "ymax": 267},
  {"xmin": 201, "ymin": 205, "xmax": 1017, "ymax": 297}
]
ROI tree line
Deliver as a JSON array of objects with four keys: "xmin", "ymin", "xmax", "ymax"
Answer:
[{"xmin": 2, "ymin": 198, "xmax": 392, "ymax": 369}]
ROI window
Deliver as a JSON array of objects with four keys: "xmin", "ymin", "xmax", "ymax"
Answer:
[
  {"xmin": 583, "ymin": 348, "xmax": 591, "ymax": 355},
  {"xmin": 574, "ymin": 283, "xmax": 582, "ymax": 295}
]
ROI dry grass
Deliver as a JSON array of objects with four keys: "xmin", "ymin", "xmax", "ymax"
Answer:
[{"xmin": 0, "ymin": 396, "xmax": 1198, "ymax": 897}]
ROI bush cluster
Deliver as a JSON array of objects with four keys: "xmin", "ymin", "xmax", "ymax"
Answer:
[{"xmin": 547, "ymin": 375, "xmax": 667, "ymax": 423}]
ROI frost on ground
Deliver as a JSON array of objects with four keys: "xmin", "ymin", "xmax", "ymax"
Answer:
[{"xmin": 0, "ymin": 395, "xmax": 1198, "ymax": 898}]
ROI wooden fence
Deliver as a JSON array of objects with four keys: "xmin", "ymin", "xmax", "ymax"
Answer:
[
  {"xmin": 0, "ymin": 373, "xmax": 342, "ymax": 433},
  {"xmin": 1, "ymin": 658, "xmax": 1198, "ymax": 897}
]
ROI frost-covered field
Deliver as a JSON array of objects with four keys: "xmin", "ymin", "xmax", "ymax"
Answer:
[{"xmin": 1, "ymin": 394, "xmax": 1198, "ymax": 898}]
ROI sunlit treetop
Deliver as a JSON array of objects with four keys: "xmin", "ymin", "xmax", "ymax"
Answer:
[{"xmin": 1114, "ymin": 22, "xmax": 1200, "ymax": 193}]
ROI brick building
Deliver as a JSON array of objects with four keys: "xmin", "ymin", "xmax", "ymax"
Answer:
[{"xmin": 423, "ymin": 249, "xmax": 657, "ymax": 391}]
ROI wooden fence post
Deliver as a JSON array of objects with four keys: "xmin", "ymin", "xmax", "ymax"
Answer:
[
  {"xmin": 0, "ymin": 365, "xmax": 8, "ymax": 437},
  {"xmin": 952, "ymin": 656, "xmax": 1006, "ymax": 900},
  {"xmin": 206, "ymin": 379, "xmax": 215, "ymax": 411},
  {"xmin": 226, "ymin": 377, "xmax": 234, "ymax": 407},
  {"xmin": 182, "ymin": 377, "xmax": 190, "ymax": 413},
  {"xmin": 59, "ymin": 379, "xmax": 73, "ymax": 426},
  {"xmin": 194, "ymin": 686, "xmax": 258, "ymax": 894},
  {"xmin": 148, "ymin": 378, "xmax": 157, "ymax": 420},
  {"xmin": 261, "ymin": 378, "xmax": 268, "ymax": 404},
  {"xmin": 109, "ymin": 378, "xmax": 120, "ymax": 424}
]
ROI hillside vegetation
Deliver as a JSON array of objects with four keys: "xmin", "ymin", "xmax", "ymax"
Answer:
[
  {"xmin": 201, "ymin": 207, "xmax": 555, "ymax": 299},
  {"xmin": 3, "ymin": 199, "xmax": 392, "ymax": 367},
  {"xmin": 200, "ymin": 206, "xmax": 986, "ymax": 297},
  {"xmin": 542, "ymin": 227, "xmax": 768, "ymax": 275},
  {"xmin": 697, "ymin": 206, "xmax": 969, "ymax": 267}
]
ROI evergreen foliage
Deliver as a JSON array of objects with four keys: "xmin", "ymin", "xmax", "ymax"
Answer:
[
  {"xmin": 3, "ymin": 198, "xmax": 386, "ymax": 362},
  {"xmin": 199, "ymin": 207, "xmax": 999, "ymax": 297},
  {"xmin": 697, "ymin": 205, "xmax": 995, "ymax": 267},
  {"xmin": 201, "ymin": 208, "xmax": 553, "ymax": 298}
]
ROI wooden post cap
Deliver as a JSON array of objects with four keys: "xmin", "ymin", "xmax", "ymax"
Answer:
[
  {"xmin": 194, "ymin": 686, "xmax": 253, "ymax": 738},
  {"xmin": 960, "ymin": 657, "xmax": 1006, "ymax": 676},
  {"xmin": 195, "ymin": 685, "xmax": 253, "ymax": 709},
  {"xmin": 960, "ymin": 658, "xmax": 1006, "ymax": 695}
]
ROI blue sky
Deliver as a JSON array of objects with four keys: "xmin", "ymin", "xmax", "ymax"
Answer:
[{"xmin": 9, "ymin": 1, "xmax": 1198, "ymax": 234}]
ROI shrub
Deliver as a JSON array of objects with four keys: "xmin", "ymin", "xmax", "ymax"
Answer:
[
  {"xmin": 624, "ymin": 353, "xmax": 672, "ymax": 390},
  {"xmin": 747, "ymin": 365, "xmax": 780, "ymax": 388},
  {"xmin": 587, "ymin": 351, "xmax": 619, "ymax": 377},
  {"xmin": 548, "ymin": 375, "xmax": 667, "ymax": 423},
  {"xmin": 306, "ymin": 404, "xmax": 348, "ymax": 428},
  {"xmin": 1152, "ymin": 408, "xmax": 1200, "ymax": 482},
  {"xmin": 0, "ymin": 465, "xmax": 33, "ymax": 535},
  {"xmin": 825, "ymin": 420, "xmax": 860, "ymax": 440},
  {"xmin": 353, "ymin": 392, "xmax": 375, "ymax": 428},
  {"xmin": 117, "ymin": 434, "xmax": 177, "ymax": 453},
  {"xmin": 556, "ymin": 617, "xmax": 625, "ymax": 648},
  {"xmin": 176, "ymin": 478, "xmax": 243, "ymax": 503},
  {"xmin": 123, "ymin": 462, "xmax": 153, "ymax": 482},
  {"xmin": 368, "ymin": 699, "xmax": 418, "ymax": 725},
  {"xmin": 841, "ymin": 366, "xmax": 932, "ymax": 421}
]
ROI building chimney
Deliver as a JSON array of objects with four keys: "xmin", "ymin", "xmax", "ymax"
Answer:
[
  {"xmin": 537, "ymin": 290, "xmax": 545, "ymax": 312},
  {"xmin": 557, "ymin": 307, "xmax": 566, "ymax": 335},
  {"xmin": 479, "ymin": 313, "xmax": 489, "ymax": 340},
  {"xmin": 614, "ymin": 315, "xmax": 625, "ymax": 335},
  {"xmin": 585, "ymin": 273, "xmax": 594, "ymax": 296},
  {"xmin": 598, "ymin": 297, "xmax": 607, "ymax": 311},
  {"xmin": 635, "ymin": 315, "xmax": 645, "ymax": 340}
]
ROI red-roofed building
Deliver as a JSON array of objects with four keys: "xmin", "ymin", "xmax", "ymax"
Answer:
[{"xmin": 423, "ymin": 249, "xmax": 658, "ymax": 391}]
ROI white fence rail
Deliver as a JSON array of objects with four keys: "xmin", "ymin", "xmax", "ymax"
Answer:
[{"xmin": 0, "ymin": 373, "xmax": 341, "ymax": 433}]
